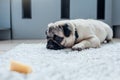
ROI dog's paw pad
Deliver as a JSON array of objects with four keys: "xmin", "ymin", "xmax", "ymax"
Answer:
[{"xmin": 72, "ymin": 47, "xmax": 82, "ymax": 51}]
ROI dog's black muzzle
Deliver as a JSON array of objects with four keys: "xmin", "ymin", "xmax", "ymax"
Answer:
[{"xmin": 47, "ymin": 39, "xmax": 65, "ymax": 50}]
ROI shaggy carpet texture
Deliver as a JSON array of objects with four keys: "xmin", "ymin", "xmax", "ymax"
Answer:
[{"xmin": 0, "ymin": 42, "xmax": 120, "ymax": 80}]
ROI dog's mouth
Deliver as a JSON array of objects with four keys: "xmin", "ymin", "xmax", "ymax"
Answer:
[{"xmin": 47, "ymin": 39, "xmax": 65, "ymax": 50}]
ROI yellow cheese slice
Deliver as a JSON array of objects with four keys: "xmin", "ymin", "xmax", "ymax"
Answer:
[{"xmin": 10, "ymin": 60, "xmax": 32, "ymax": 74}]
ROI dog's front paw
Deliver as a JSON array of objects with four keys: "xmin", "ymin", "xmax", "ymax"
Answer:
[
  {"xmin": 72, "ymin": 44, "xmax": 84, "ymax": 51},
  {"xmin": 72, "ymin": 47, "xmax": 82, "ymax": 51}
]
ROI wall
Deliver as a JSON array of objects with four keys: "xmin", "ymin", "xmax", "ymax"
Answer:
[
  {"xmin": 12, "ymin": 0, "xmax": 60, "ymax": 39},
  {"xmin": 0, "ymin": 0, "xmax": 10, "ymax": 28},
  {"xmin": 104, "ymin": 0, "xmax": 112, "ymax": 26},
  {"xmin": 70, "ymin": 0, "xmax": 112, "ymax": 26},
  {"xmin": 0, "ymin": 0, "xmax": 10, "ymax": 39},
  {"xmin": 112, "ymin": 0, "xmax": 120, "ymax": 25},
  {"xmin": 70, "ymin": 0, "xmax": 97, "ymax": 19},
  {"xmin": 112, "ymin": 0, "xmax": 120, "ymax": 37}
]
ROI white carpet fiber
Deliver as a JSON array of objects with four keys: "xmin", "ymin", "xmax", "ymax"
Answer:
[{"xmin": 0, "ymin": 43, "xmax": 120, "ymax": 80}]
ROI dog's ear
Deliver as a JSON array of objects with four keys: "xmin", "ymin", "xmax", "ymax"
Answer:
[
  {"xmin": 48, "ymin": 23, "xmax": 54, "ymax": 27},
  {"xmin": 62, "ymin": 24, "xmax": 71, "ymax": 37},
  {"xmin": 47, "ymin": 23, "xmax": 55, "ymax": 34}
]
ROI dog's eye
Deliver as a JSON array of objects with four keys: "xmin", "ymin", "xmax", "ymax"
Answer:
[{"xmin": 53, "ymin": 35, "xmax": 63, "ymax": 43}]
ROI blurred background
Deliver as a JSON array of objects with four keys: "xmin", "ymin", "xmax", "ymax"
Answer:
[{"xmin": 0, "ymin": 0, "xmax": 120, "ymax": 39}]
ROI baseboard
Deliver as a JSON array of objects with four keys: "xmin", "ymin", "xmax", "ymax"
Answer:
[{"xmin": 113, "ymin": 25, "xmax": 120, "ymax": 38}]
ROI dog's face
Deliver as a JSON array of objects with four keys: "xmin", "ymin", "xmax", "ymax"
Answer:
[{"xmin": 46, "ymin": 22, "xmax": 75, "ymax": 50}]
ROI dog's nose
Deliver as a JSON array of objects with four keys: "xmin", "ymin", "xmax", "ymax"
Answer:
[
  {"xmin": 46, "ymin": 40, "xmax": 65, "ymax": 50},
  {"xmin": 47, "ymin": 40, "xmax": 54, "ymax": 49},
  {"xmin": 47, "ymin": 44, "xmax": 54, "ymax": 49}
]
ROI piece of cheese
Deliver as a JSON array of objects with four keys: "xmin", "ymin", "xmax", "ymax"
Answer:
[{"xmin": 10, "ymin": 60, "xmax": 32, "ymax": 74}]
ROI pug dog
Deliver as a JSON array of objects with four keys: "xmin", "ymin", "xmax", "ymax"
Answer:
[{"xmin": 45, "ymin": 19, "xmax": 113, "ymax": 51}]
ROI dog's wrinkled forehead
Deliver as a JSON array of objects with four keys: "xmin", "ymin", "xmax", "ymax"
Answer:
[
  {"xmin": 46, "ymin": 23, "xmax": 62, "ymax": 37},
  {"xmin": 46, "ymin": 22, "xmax": 72, "ymax": 38}
]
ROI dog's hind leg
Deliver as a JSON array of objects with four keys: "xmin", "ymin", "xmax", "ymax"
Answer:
[
  {"xmin": 72, "ymin": 36, "xmax": 100, "ymax": 51},
  {"xmin": 105, "ymin": 27, "xmax": 113, "ymax": 43}
]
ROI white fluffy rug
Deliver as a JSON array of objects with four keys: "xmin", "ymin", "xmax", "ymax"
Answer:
[{"xmin": 0, "ymin": 42, "xmax": 120, "ymax": 80}]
